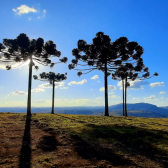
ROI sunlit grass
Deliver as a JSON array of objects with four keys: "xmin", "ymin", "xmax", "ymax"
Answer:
[{"xmin": 28, "ymin": 113, "xmax": 168, "ymax": 156}]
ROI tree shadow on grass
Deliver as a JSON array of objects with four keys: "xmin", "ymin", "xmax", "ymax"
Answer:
[
  {"xmin": 70, "ymin": 134, "xmax": 133, "ymax": 167},
  {"xmin": 19, "ymin": 116, "xmax": 31, "ymax": 168},
  {"xmin": 72, "ymin": 124, "xmax": 168, "ymax": 167}
]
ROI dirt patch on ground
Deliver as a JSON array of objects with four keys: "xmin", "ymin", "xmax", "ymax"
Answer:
[{"xmin": 0, "ymin": 113, "xmax": 167, "ymax": 168}]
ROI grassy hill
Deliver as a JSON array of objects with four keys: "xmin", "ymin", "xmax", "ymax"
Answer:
[{"xmin": 0, "ymin": 113, "xmax": 168, "ymax": 167}]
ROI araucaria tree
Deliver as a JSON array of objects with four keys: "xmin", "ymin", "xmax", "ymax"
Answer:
[
  {"xmin": 68, "ymin": 32, "xmax": 122, "ymax": 116},
  {"xmin": 33, "ymin": 72, "xmax": 67, "ymax": 114},
  {"xmin": 69, "ymin": 32, "xmax": 148, "ymax": 116},
  {"xmin": 0, "ymin": 33, "xmax": 67, "ymax": 116},
  {"xmin": 112, "ymin": 61, "xmax": 158, "ymax": 116}
]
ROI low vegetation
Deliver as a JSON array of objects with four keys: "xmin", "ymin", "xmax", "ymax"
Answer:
[{"xmin": 0, "ymin": 113, "xmax": 168, "ymax": 167}]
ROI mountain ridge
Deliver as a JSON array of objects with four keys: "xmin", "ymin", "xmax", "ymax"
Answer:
[{"xmin": 0, "ymin": 103, "xmax": 168, "ymax": 118}]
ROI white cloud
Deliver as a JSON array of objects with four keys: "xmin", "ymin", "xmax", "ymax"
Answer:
[
  {"xmin": 109, "ymin": 95, "xmax": 120, "ymax": 98},
  {"xmin": 11, "ymin": 90, "xmax": 27, "ymax": 95},
  {"xmin": 98, "ymin": 81, "xmax": 100, "ymax": 83},
  {"xmin": 28, "ymin": 17, "xmax": 31, "ymax": 20},
  {"xmin": 68, "ymin": 79, "xmax": 87, "ymax": 86},
  {"xmin": 133, "ymin": 98, "xmax": 140, "ymax": 101},
  {"xmin": 55, "ymin": 99, "xmax": 69, "ymax": 102},
  {"xmin": 117, "ymin": 79, "xmax": 148, "ymax": 90},
  {"xmin": 150, "ymin": 82, "xmax": 164, "ymax": 87},
  {"xmin": 4, "ymin": 101, "xmax": 27, "ymax": 106},
  {"xmin": 32, "ymin": 87, "xmax": 45, "ymax": 92},
  {"xmin": 128, "ymin": 95, "xmax": 131, "ymax": 97},
  {"xmin": 161, "ymin": 97, "xmax": 164, "ymax": 99},
  {"xmin": 96, "ymin": 97, "xmax": 103, "ymax": 100},
  {"xmin": 90, "ymin": 89, "xmax": 93, "ymax": 90},
  {"xmin": 144, "ymin": 95, "xmax": 156, "ymax": 100},
  {"xmin": 54, "ymin": 99, "xmax": 69, "ymax": 103},
  {"xmin": 108, "ymin": 85, "xmax": 116, "ymax": 91},
  {"xmin": 100, "ymin": 85, "xmax": 116, "ymax": 91},
  {"xmin": 91, "ymin": 75, "xmax": 99, "ymax": 79},
  {"xmin": 76, "ymin": 99, "xmax": 89, "ymax": 103},
  {"xmin": 109, "ymin": 92, "xmax": 114, "ymax": 95},
  {"xmin": 39, "ymin": 82, "xmax": 65, "ymax": 88},
  {"xmin": 60, "ymin": 87, "xmax": 68, "ymax": 89},
  {"xmin": 33, "ymin": 99, "xmax": 50, "ymax": 103},
  {"xmin": 13, "ymin": 5, "xmax": 37, "ymax": 15},
  {"xmin": 38, "ymin": 9, "xmax": 46, "ymax": 19},
  {"xmin": 160, "ymin": 91, "xmax": 166, "ymax": 94},
  {"xmin": 12, "ymin": 9, "xmax": 17, "ymax": 12}
]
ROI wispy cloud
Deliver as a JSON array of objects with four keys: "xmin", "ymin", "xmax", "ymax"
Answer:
[
  {"xmin": 96, "ymin": 97, "xmax": 103, "ymax": 100},
  {"xmin": 91, "ymin": 75, "xmax": 99, "ymax": 79},
  {"xmin": 6, "ymin": 88, "xmax": 45, "ymax": 98},
  {"xmin": 28, "ymin": 17, "xmax": 31, "ymax": 20},
  {"xmin": 109, "ymin": 92, "xmax": 114, "ymax": 95},
  {"xmin": 133, "ymin": 98, "xmax": 140, "ymax": 101},
  {"xmin": 90, "ymin": 89, "xmax": 93, "ymax": 90},
  {"xmin": 11, "ymin": 90, "xmax": 27, "ymax": 95},
  {"xmin": 37, "ymin": 9, "xmax": 46, "ymax": 19},
  {"xmin": 100, "ymin": 85, "xmax": 116, "ymax": 91},
  {"xmin": 109, "ymin": 95, "xmax": 120, "ymax": 98},
  {"xmin": 32, "ymin": 87, "xmax": 45, "ymax": 92},
  {"xmin": 144, "ymin": 95, "xmax": 156, "ymax": 100},
  {"xmin": 33, "ymin": 99, "xmax": 50, "ymax": 103},
  {"xmin": 13, "ymin": 5, "xmax": 37, "ymax": 15},
  {"xmin": 68, "ymin": 79, "xmax": 87, "ymax": 86},
  {"xmin": 39, "ymin": 82, "xmax": 65, "ymax": 88},
  {"xmin": 55, "ymin": 99, "xmax": 69, "ymax": 103},
  {"xmin": 43, "ymin": 9, "xmax": 46, "ymax": 15},
  {"xmin": 161, "ymin": 97, "xmax": 164, "ymax": 99},
  {"xmin": 117, "ymin": 79, "xmax": 148, "ymax": 90},
  {"xmin": 160, "ymin": 91, "xmax": 166, "ymax": 94},
  {"xmin": 60, "ymin": 87, "xmax": 68, "ymax": 89},
  {"xmin": 150, "ymin": 82, "xmax": 164, "ymax": 87},
  {"xmin": 98, "ymin": 81, "xmax": 100, "ymax": 83}
]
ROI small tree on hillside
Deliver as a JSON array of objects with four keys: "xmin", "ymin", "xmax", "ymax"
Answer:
[
  {"xmin": 33, "ymin": 72, "xmax": 67, "ymax": 114},
  {"xmin": 68, "ymin": 32, "xmax": 143, "ymax": 116},
  {"xmin": 0, "ymin": 33, "xmax": 68, "ymax": 116}
]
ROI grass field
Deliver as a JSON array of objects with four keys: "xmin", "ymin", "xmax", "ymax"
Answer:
[{"xmin": 0, "ymin": 113, "xmax": 168, "ymax": 167}]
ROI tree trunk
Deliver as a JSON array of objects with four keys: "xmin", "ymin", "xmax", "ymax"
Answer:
[
  {"xmin": 27, "ymin": 56, "xmax": 32, "ymax": 117},
  {"xmin": 125, "ymin": 77, "xmax": 128, "ymax": 117},
  {"xmin": 51, "ymin": 80, "xmax": 55, "ymax": 114},
  {"xmin": 104, "ymin": 61, "xmax": 109, "ymax": 116},
  {"xmin": 122, "ymin": 80, "xmax": 125, "ymax": 116}
]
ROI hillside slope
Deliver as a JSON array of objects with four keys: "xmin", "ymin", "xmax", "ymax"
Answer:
[{"xmin": 0, "ymin": 113, "xmax": 168, "ymax": 168}]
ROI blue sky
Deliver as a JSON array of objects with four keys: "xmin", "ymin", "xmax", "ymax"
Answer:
[{"xmin": 0, "ymin": 0, "xmax": 167, "ymax": 107}]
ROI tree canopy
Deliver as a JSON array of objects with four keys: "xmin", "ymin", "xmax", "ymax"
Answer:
[
  {"xmin": 0, "ymin": 33, "xmax": 67, "ymax": 70},
  {"xmin": 68, "ymin": 32, "xmax": 146, "ymax": 116}
]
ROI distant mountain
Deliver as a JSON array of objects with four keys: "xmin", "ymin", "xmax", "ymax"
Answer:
[
  {"xmin": 160, "ymin": 106, "xmax": 168, "ymax": 109},
  {"xmin": 109, "ymin": 103, "xmax": 168, "ymax": 115},
  {"xmin": 0, "ymin": 103, "xmax": 168, "ymax": 118}
]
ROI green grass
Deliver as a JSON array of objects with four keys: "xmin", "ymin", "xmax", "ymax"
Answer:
[{"xmin": 30, "ymin": 113, "xmax": 168, "ymax": 156}]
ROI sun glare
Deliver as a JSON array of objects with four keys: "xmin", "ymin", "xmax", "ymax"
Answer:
[{"xmin": 22, "ymin": 59, "xmax": 30, "ymax": 67}]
